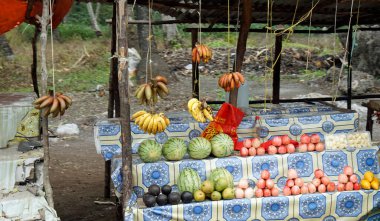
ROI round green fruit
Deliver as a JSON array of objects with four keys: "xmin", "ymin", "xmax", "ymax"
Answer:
[
  {"xmin": 211, "ymin": 191, "xmax": 222, "ymax": 201},
  {"xmin": 201, "ymin": 180, "xmax": 214, "ymax": 194},
  {"xmin": 193, "ymin": 190, "xmax": 206, "ymax": 202},
  {"xmin": 215, "ymin": 178, "xmax": 229, "ymax": 192},
  {"xmin": 222, "ymin": 187, "xmax": 235, "ymax": 200}
]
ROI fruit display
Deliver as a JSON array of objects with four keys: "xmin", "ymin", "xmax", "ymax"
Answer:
[
  {"xmin": 255, "ymin": 170, "xmax": 280, "ymax": 197},
  {"xmin": 192, "ymin": 43, "xmax": 212, "ymax": 63},
  {"xmin": 177, "ymin": 168, "xmax": 202, "ymax": 193},
  {"xmin": 210, "ymin": 133, "xmax": 234, "ymax": 158},
  {"xmin": 298, "ymin": 134, "xmax": 325, "ymax": 152},
  {"xmin": 193, "ymin": 178, "xmax": 235, "ymax": 202},
  {"xmin": 283, "ymin": 169, "xmax": 303, "ymax": 196},
  {"xmin": 143, "ymin": 184, "xmax": 178, "ymax": 207},
  {"xmin": 325, "ymin": 134, "xmax": 348, "ymax": 150},
  {"xmin": 360, "ymin": 171, "xmax": 378, "ymax": 190},
  {"xmin": 187, "ymin": 98, "xmax": 214, "ymax": 123},
  {"xmin": 33, "ymin": 92, "xmax": 72, "ymax": 117},
  {"xmin": 138, "ymin": 140, "xmax": 162, "ymax": 163},
  {"xmin": 134, "ymin": 75, "xmax": 169, "ymax": 105},
  {"xmin": 235, "ymin": 179, "xmax": 254, "ymax": 199},
  {"xmin": 188, "ymin": 137, "xmax": 212, "ymax": 159},
  {"xmin": 131, "ymin": 111, "xmax": 170, "ymax": 134},
  {"xmin": 308, "ymin": 169, "xmax": 336, "ymax": 193},
  {"xmin": 162, "ymin": 138, "xmax": 187, "ymax": 161},
  {"xmin": 209, "ymin": 168, "xmax": 234, "ymax": 189},
  {"xmin": 218, "ymin": 72, "xmax": 245, "ymax": 92},
  {"xmin": 347, "ymin": 132, "xmax": 371, "ymax": 148},
  {"xmin": 240, "ymin": 138, "xmax": 262, "ymax": 157}
]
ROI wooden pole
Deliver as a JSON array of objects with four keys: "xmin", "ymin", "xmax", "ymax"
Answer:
[
  {"xmin": 191, "ymin": 29, "xmax": 199, "ymax": 99},
  {"xmin": 39, "ymin": 0, "xmax": 54, "ymax": 208},
  {"xmin": 347, "ymin": 21, "xmax": 353, "ymax": 109},
  {"xmin": 116, "ymin": 0, "xmax": 132, "ymax": 218},
  {"xmin": 272, "ymin": 34, "xmax": 282, "ymax": 104},
  {"xmin": 229, "ymin": 0, "xmax": 252, "ymax": 106},
  {"xmin": 31, "ymin": 26, "xmax": 40, "ymax": 97}
]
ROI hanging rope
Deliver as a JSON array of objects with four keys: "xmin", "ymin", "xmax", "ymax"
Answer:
[
  {"xmin": 234, "ymin": 0, "xmax": 241, "ymax": 71},
  {"xmin": 305, "ymin": 0, "xmax": 314, "ymax": 71},
  {"xmin": 49, "ymin": 0, "xmax": 56, "ymax": 95},
  {"xmin": 145, "ymin": 0, "xmax": 153, "ymax": 84},
  {"xmin": 332, "ymin": 0, "xmax": 338, "ymax": 100},
  {"xmin": 198, "ymin": 0, "xmax": 202, "ymax": 44},
  {"xmin": 227, "ymin": 0, "xmax": 231, "ymax": 72}
]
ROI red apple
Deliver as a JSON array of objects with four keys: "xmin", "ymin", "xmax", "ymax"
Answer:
[
  {"xmin": 271, "ymin": 188, "xmax": 279, "ymax": 196},
  {"xmin": 327, "ymin": 182, "xmax": 336, "ymax": 192},
  {"xmin": 353, "ymin": 183, "xmax": 361, "ymax": 190},
  {"xmin": 308, "ymin": 183, "xmax": 317, "ymax": 193},
  {"xmin": 321, "ymin": 176, "xmax": 330, "ymax": 186},
  {"xmin": 301, "ymin": 185, "xmax": 309, "ymax": 194},
  {"xmin": 240, "ymin": 147, "xmax": 249, "ymax": 157},
  {"xmin": 248, "ymin": 147, "xmax": 257, "ymax": 156},
  {"xmin": 291, "ymin": 185, "xmax": 301, "ymax": 195},
  {"xmin": 266, "ymin": 179, "xmax": 275, "ymax": 189},
  {"xmin": 263, "ymin": 188, "xmax": 271, "ymax": 197},
  {"xmin": 312, "ymin": 178, "xmax": 321, "ymax": 187},
  {"xmin": 257, "ymin": 147, "xmax": 266, "ymax": 155},
  {"xmin": 300, "ymin": 134, "xmax": 311, "ymax": 144},
  {"xmin": 272, "ymin": 136, "xmax": 282, "ymax": 147},
  {"xmin": 298, "ymin": 143, "xmax": 308, "ymax": 152},
  {"xmin": 314, "ymin": 169, "xmax": 324, "ymax": 179},
  {"xmin": 286, "ymin": 144, "xmax": 296, "ymax": 153},
  {"xmin": 283, "ymin": 186, "xmax": 291, "ymax": 196},
  {"xmin": 286, "ymin": 179, "xmax": 295, "ymax": 187},
  {"xmin": 315, "ymin": 143, "xmax": 325, "ymax": 152},
  {"xmin": 257, "ymin": 179, "xmax": 266, "ymax": 189},
  {"xmin": 278, "ymin": 145, "xmax": 287, "ymax": 154},
  {"xmin": 255, "ymin": 188, "xmax": 263, "ymax": 198},
  {"xmin": 282, "ymin": 135, "xmax": 291, "ymax": 145},
  {"xmin": 344, "ymin": 166, "xmax": 354, "ymax": 176},
  {"xmin": 338, "ymin": 174, "xmax": 348, "ymax": 184},
  {"xmin": 310, "ymin": 134, "xmax": 320, "ymax": 144},
  {"xmin": 267, "ymin": 145, "xmax": 278, "ymax": 155},
  {"xmin": 261, "ymin": 170, "xmax": 270, "ymax": 180},
  {"xmin": 318, "ymin": 184, "xmax": 326, "ymax": 193},
  {"xmin": 345, "ymin": 182, "xmax": 354, "ymax": 191},
  {"xmin": 337, "ymin": 183, "xmax": 345, "ymax": 192},
  {"xmin": 243, "ymin": 139, "xmax": 252, "ymax": 148},
  {"xmin": 294, "ymin": 178, "xmax": 304, "ymax": 187},
  {"xmin": 307, "ymin": 143, "xmax": 315, "ymax": 152},
  {"xmin": 251, "ymin": 138, "xmax": 261, "ymax": 148}
]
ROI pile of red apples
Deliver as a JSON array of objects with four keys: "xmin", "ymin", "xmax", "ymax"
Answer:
[
  {"xmin": 298, "ymin": 134, "xmax": 325, "ymax": 152},
  {"xmin": 337, "ymin": 166, "xmax": 360, "ymax": 191},
  {"xmin": 254, "ymin": 170, "xmax": 280, "ymax": 198}
]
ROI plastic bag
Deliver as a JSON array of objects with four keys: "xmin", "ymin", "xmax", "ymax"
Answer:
[{"xmin": 201, "ymin": 103, "xmax": 244, "ymax": 150}]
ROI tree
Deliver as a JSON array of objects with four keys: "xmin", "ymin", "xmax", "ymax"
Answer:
[{"xmin": 86, "ymin": 2, "xmax": 102, "ymax": 36}]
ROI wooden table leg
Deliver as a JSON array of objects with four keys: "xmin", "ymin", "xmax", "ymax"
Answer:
[
  {"xmin": 366, "ymin": 107, "xmax": 374, "ymax": 139},
  {"xmin": 104, "ymin": 160, "xmax": 111, "ymax": 198}
]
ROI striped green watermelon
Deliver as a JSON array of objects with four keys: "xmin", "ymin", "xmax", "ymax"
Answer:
[
  {"xmin": 162, "ymin": 138, "xmax": 187, "ymax": 161},
  {"xmin": 188, "ymin": 137, "xmax": 212, "ymax": 159},
  {"xmin": 210, "ymin": 133, "xmax": 234, "ymax": 158},
  {"xmin": 209, "ymin": 168, "xmax": 234, "ymax": 188},
  {"xmin": 138, "ymin": 140, "xmax": 162, "ymax": 163},
  {"xmin": 177, "ymin": 168, "xmax": 201, "ymax": 193}
]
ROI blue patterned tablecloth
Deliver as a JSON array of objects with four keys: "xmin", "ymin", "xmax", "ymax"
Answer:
[{"xmin": 95, "ymin": 103, "xmax": 359, "ymax": 161}]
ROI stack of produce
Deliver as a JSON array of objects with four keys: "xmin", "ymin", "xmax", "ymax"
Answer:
[
  {"xmin": 298, "ymin": 134, "xmax": 325, "ymax": 152},
  {"xmin": 132, "ymin": 111, "xmax": 170, "ymax": 134},
  {"xmin": 308, "ymin": 169, "xmax": 336, "ymax": 193},
  {"xmin": 240, "ymin": 138, "xmax": 261, "ymax": 157},
  {"xmin": 187, "ymin": 98, "xmax": 213, "ymax": 123},
  {"xmin": 325, "ymin": 134, "xmax": 348, "ymax": 150},
  {"xmin": 337, "ymin": 166, "xmax": 360, "ymax": 191},
  {"xmin": 347, "ymin": 132, "xmax": 371, "ymax": 148},
  {"xmin": 192, "ymin": 43, "xmax": 212, "ymax": 63},
  {"xmin": 187, "ymin": 168, "xmax": 235, "ymax": 202},
  {"xmin": 235, "ymin": 179, "xmax": 254, "ymax": 199},
  {"xmin": 255, "ymin": 170, "xmax": 279, "ymax": 197},
  {"xmin": 143, "ymin": 184, "xmax": 187, "ymax": 207},
  {"xmin": 360, "ymin": 171, "xmax": 378, "ymax": 190},
  {"xmin": 266, "ymin": 135, "xmax": 296, "ymax": 155},
  {"xmin": 283, "ymin": 169, "xmax": 304, "ymax": 195}
]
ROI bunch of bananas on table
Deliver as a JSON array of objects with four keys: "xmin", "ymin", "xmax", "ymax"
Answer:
[
  {"xmin": 33, "ymin": 92, "xmax": 72, "ymax": 117},
  {"xmin": 218, "ymin": 72, "xmax": 245, "ymax": 92},
  {"xmin": 134, "ymin": 75, "xmax": 169, "ymax": 105},
  {"xmin": 192, "ymin": 43, "xmax": 212, "ymax": 63},
  {"xmin": 187, "ymin": 98, "xmax": 213, "ymax": 123},
  {"xmin": 132, "ymin": 110, "xmax": 170, "ymax": 134}
]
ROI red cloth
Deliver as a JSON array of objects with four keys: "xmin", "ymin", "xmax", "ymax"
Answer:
[
  {"xmin": 0, "ymin": 0, "xmax": 73, "ymax": 35},
  {"xmin": 260, "ymin": 139, "xmax": 299, "ymax": 151},
  {"xmin": 201, "ymin": 103, "xmax": 245, "ymax": 150}
]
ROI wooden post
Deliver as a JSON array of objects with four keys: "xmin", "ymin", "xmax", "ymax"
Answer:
[
  {"xmin": 116, "ymin": 0, "xmax": 132, "ymax": 218},
  {"xmin": 105, "ymin": 1, "xmax": 118, "ymax": 200},
  {"xmin": 272, "ymin": 34, "xmax": 282, "ymax": 104},
  {"xmin": 31, "ymin": 26, "xmax": 40, "ymax": 97},
  {"xmin": 347, "ymin": 22, "xmax": 353, "ymax": 109},
  {"xmin": 366, "ymin": 106, "xmax": 374, "ymax": 139},
  {"xmin": 229, "ymin": 0, "xmax": 252, "ymax": 106},
  {"xmin": 191, "ymin": 29, "xmax": 199, "ymax": 99},
  {"xmin": 39, "ymin": 0, "xmax": 54, "ymax": 208}
]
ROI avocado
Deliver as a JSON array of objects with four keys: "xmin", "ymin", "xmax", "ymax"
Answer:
[
  {"xmin": 143, "ymin": 193, "xmax": 156, "ymax": 207},
  {"xmin": 148, "ymin": 184, "xmax": 161, "ymax": 196},
  {"xmin": 167, "ymin": 192, "xmax": 181, "ymax": 205},
  {"xmin": 181, "ymin": 191, "xmax": 194, "ymax": 204},
  {"xmin": 161, "ymin": 185, "xmax": 172, "ymax": 195},
  {"xmin": 156, "ymin": 194, "xmax": 168, "ymax": 206}
]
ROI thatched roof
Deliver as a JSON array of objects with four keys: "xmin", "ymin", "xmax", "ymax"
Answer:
[{"xmin": 80, "ymin": 0, "xmax": 380, "ymax": 27}]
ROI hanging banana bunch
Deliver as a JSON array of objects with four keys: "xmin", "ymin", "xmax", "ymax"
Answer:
[
  {"xmin": 134, "ymin": 75, "xmax": 169, "ymax": 105},
  {"xmin": 218, "ymin": 72, "xmax": 245, "ymax": 92},
  {"xmin": 192, "ymin": 43, "xmax": 212, "ymax": 63},
  {"xmin": 33, "ymin": 92, "xmax": 72, "ymax": 117},
  {"xmin": 187, "ymin": 98, "xmax": 213, "ymax": 123},
  {"xmin": 131, "ymin": 110, "xmax": 170, "ymax": 134}
]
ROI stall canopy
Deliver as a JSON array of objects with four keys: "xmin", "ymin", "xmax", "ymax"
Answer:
[{"xmin": 0, "ymin": 0, "xmax": 74, "ymax": 35}]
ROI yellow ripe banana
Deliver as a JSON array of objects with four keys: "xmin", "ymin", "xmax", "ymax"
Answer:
[
  {"xmin": 136, "ymin": 85, "xmax": 146, "ymax": 99},
  {"xmin": 164, "ymin": 117, "xmax": 170, "ymax": 127},
  {"xmin": 194, "ymin": 109, "xmax": 206, "ymax": 122},
  {"xmin": 33, "ymin": 95, "xmax": 50, "ymax": 105},
  {"xmin": 151, "ymin": 115, "xmax": 158, "ymax": 134},
  {"xmin": 132, "ymin": 110, "xmax": 147, "ymax": 120},
  {"xmin": 40, "ymin": 96, "xmax": 54, "ymax": 108},
  {"xmin": 157, "ymin": 82, "xmax": 169, "ymax": 94},
  {"xmin": 187, "ymin": 98, "xmax": 199, "ymax": 113},
  {"xmin": 156, "ymin": 116, "xmax": 167, "ymax": 132},
  {"xmin": 50, "ymin": 98, "xmax": 59, "ymax": 113},
  {"xmin": 147, "ymin": 116, "xmax": 155, "ymax": 134},
  {"xmin": 134, "ymin": 84, "xmax": 145, "ymax": 97},
  {"xmin": 56, "ymin": 97, "xmax": 67, "ymax": 111},
  {"xmin": 203, "ymin": 108, "xmax": 213, "ymax": 121},
  {"xmin": 191, "ymin": 101, "xmax": 201, "ymax": 115},
  {"xmin": 136, "ymin": 113, "xmax": 149, "ymax": 126},
  {"xmin": 141, "ymin": 114, "xmax": 152, "ymax": 132},
  {"xmin": 152, "ymin": 87, "xmax": 158, "ymax": 104},
  {"xmin": 144, "ymin": 84, "xmax": 153, "ymax": 101},
  {"xmin": 59, "ymin": 95, "xmax": 72, "ymax": 106}
]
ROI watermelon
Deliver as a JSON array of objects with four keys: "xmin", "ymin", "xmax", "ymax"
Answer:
[
  {"xmin": 177, "ymin": 168, "xmax": 201, "ymax": 193},
  {"xmin": 138, "ymin": 140, "xmax": 162, "ymax": 163},
  {"xmin": 162, "ymin": 138, "xmax": 187, "ymax": 161},
  {"xmin": 209, "ymin": 168, "xmax": 234, "ymax": 188},
  {"xmin": 188, "ymin": 137, "xmax": 212, "ymax": 159},
  {"xmin": 210, "ymin": 133, "xmax": 234, "ymax": 158}
]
